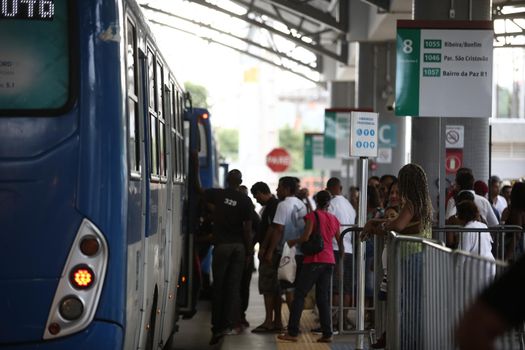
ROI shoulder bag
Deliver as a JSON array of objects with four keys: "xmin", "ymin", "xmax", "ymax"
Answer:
[{"xmin": 301, "ymin": 211, "xmax": 324, "ymax": 256}]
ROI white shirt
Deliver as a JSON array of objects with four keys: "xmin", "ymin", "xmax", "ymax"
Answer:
[
  {"xmin": 458, "ymin": 220, "xmax": 496, "ymax": 284},
  {"xmin": 273, "ymin": 196, "xmax": 307, "ymax": 254},
  {"xmin": 328, "ymin": 195, "xmax": 356, "ymax": 253},
  {"xmin": 459, "ymin": 221, "xmax": 495, "ymax": 259},
  {"xmin": 491, "ymin": 195, "xmax": 507, "ymax": 218},
  {"xmin": 445, "ymin": 190, "xmax": 499, "ymax": 227}
]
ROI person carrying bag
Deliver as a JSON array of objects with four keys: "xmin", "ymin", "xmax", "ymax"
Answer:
[{"xmin": 278, "ymin": 191, "xmax": 343, "ymax": 343}]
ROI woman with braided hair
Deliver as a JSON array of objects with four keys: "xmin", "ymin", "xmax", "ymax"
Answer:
[{"xmin": 361, "ymin": 163, "xmax": 433, "ymax": 349}]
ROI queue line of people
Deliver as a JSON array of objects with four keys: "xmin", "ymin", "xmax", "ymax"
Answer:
[{"xmin": 198, "ymin": 162, "xmax": 524, "ymax": 349}]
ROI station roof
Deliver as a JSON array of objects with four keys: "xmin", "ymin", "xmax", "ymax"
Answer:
[{"xmin": 138, "ymin": 0, "xmax": 525, "ymax": 83}]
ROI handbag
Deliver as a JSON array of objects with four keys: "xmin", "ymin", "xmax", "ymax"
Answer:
[
  {"xmin": 278, "ymin": 243, "xmax": 296, "ymax": 283},
  {"xmin": 301, "ymin": 211, "xmax": 324, "ymax": 256}
]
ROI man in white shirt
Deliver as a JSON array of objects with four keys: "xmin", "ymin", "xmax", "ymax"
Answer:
[
  {"xmin": 264, "ymin": 176, "xmax": 307, "ymax": 312},
  {"xmin": 445, "ymin": 169, "xmax": 499, "ymax": 227},
  {"xmin": 326, "ymin": 177, "xmax": 356, "ymax": 330},
  {"xmin": 489, "ymin": 175, "xmax": 507, "ymax": 219}
]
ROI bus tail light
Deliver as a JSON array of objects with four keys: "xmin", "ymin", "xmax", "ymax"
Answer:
[
  {"xmin": 70, "ymin": 265, "xmax": 95, "ymax": 289},
  {"xmin": 44, "ymin": 219, "xmax": 108, "ymax": 339}
]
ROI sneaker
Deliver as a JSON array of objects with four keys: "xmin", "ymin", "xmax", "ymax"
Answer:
[
  {"xmin": 225, "ymin": 325, "xmax": 243, "ymax": 335},
  {"xmin": 311, "ymin": 327, "xmax": 322, "ymax": 334}
]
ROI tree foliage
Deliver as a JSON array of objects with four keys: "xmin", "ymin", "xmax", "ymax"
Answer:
[
  {"xmin": 184, "ymin": 81, "xmax": 209, "ymax": 108},
  {"xmin": 279, "ymin": 125, "xmax": 303, "ymax": 172},
  {"xmin": 217, "ymin": 128, "xmax": 239, "ymax": 161}
]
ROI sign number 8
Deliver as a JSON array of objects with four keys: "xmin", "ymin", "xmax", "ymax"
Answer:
[{"xmin": 403, "ymin": 39, "xmax": 413, "ymax": 54}]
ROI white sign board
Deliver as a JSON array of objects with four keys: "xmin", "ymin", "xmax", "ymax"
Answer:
[
  {"xmin": 445, "ymin": 125, "xmax": 464, "ymax": 148},
  {"xmin": 396, "ymin": 20, "xmax": 493, "ymax": 118},
  {"xmin": 350, "ymin": 112, "xmax": 379, "ymax": 158},
  {"xmin": 377, "ymin": 147, "xmax": 393, "ymax": 164}
]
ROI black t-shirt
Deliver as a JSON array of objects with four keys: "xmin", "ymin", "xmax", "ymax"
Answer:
[
  {"xmin": 255, "ymin": 196, "xmax": 279, "ymax": 245},
  {"xmin": 205, "ymin": 188, "xmax": 252, "ymax": 245}
]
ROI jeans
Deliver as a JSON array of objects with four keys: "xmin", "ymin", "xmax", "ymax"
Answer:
[
  {"xmin": 287, "ymin": 263, "xmax": 334, "ymax": 338},
  {"xmin": 211, "ymin": 243, "xmax": 245, "ymax": 334}
]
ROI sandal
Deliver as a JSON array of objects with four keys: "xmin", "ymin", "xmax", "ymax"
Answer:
[{"xmin": 277, "ymin": 334, "xmax": 298, "ymax": 342}]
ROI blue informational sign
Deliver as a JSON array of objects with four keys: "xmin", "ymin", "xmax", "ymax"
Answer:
[{"xmin": 350, "ymin": 112, "xmax": 379, "ymax": 158}]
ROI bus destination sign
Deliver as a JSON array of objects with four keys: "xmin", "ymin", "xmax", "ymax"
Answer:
[{"xmin": 1, "ymin": 0, "xmax": 55, "ymax": 21}]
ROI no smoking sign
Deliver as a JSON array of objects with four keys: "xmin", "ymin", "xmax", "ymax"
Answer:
[{"xmin": 445, "ymin": 125, "xmax": 464, "ymax": 149}]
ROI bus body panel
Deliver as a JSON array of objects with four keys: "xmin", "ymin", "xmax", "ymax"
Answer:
[
  {"xmin": 75, "ymin": 0, "xmax": 127, "ymax": 328},
  {"xmin": 0, "ymin": 321, "xmax": 123, "ymax": 350}
]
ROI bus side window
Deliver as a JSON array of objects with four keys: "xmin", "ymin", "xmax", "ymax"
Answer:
[
  {"xmin": 171, "ymin": 87, "xmax": 179, "ymax": 182},
  {"xmin": 126, "ymin": 18, "xmax": 140, "ymax": 175},
  {"xmin": 157, "ymin": 61, "xmax": 166, "ymax": 179},
  {"xmin": 178, "ymin": 94, "xmax": 185, "ymax": 176},
  {"xmin": 147, "ymin": 47, "xmax": 159, "ymax": 178}
]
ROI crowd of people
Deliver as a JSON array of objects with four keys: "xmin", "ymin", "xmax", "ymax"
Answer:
[{"xmin": 196, "ymin": 163, "xmax": 524, "ymax": 348}]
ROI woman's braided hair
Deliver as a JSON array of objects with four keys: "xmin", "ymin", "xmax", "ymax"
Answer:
[{"xmin": 398, "ymin": 163, "xmax": 433, "ymax": 228}]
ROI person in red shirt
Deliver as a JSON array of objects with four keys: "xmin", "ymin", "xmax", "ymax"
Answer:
[{"xmin": 277, "ymin": 190, "xmax": 342, "ymax": 343}]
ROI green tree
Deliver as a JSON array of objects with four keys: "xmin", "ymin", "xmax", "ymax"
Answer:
[
  {"xmin": 217, "ymin": 128, "xmax": 239, "ymax": 161},
  {"xmin": 184, "ymin": 81, "xmax": 209, "ymax": 108},
  {"xmin": 279, "ymin": 125, "xmax": 303, "ymax": 172}
]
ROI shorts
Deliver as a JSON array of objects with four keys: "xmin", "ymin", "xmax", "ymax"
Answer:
[
  {"xmin": 258, "ymin": 253, "xmax": 280, "ymax": 295},
  {"xmin": 280, "ymin": 254, "xmax": 304, "ymax": 292},
  {"xmin": 333, "ymin": 252, "xmax": 354, "ymax": 296}
]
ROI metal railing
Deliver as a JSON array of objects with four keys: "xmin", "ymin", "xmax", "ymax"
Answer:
[
  {"xmin": 331, "ymin": 225, "xmax": 376, "ymax": 341},
  {"xmin": 433, "ymin": 225, "xmax": 524, "ymax": 262},
  {"xmin": 385, "ymin": 230, "xmax": 524, "ymax": 350}
]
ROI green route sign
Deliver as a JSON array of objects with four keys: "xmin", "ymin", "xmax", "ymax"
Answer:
[{"xmin": 395, "ymin": 20, "xmax": 493, "ymax": 118}]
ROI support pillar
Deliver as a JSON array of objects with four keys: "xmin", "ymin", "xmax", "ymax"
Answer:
[{"xmin": 357, "ymin": 42, "xmax": 409, "ymax": 178}]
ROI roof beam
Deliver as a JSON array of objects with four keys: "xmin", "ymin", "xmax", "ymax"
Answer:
[
  {"xmin": 257, "ymin": 0, "xmax": 347, "ymax": 32},
  {"xmin": 187, "ymin": 0, "xmax": 348, "ymax": 63},
  {"xmin": 360, "ymin": 0, "xmax": 390, "ymax": 12},
  {"xmin": 141, "ymin": 4, "xmax": 319, "ymax": 72},
  {"xmin": 147, "ymin": 20, "xmax": 320, "ymax": 84}
]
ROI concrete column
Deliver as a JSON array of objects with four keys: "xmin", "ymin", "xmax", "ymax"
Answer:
[
  {"xmin": 328, "ymin": 81, "xmax": 357, "ymax": 191},
  {"xmin": 357, "ymin": 42, "xmax": 409, "ymax": 178},
  {"xmin": 411, "ymin": 0, "xmax": 491, "ymax": 215}
]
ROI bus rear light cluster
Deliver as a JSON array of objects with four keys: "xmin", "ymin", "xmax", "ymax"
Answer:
[{"xmin": 44, "ymin": 219, "xmax": 108, "ymax": 339}]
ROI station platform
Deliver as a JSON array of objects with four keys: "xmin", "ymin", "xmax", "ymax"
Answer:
[{"xmin": 170, "ymin": 272, "xmax": 368, "ymax": 350}]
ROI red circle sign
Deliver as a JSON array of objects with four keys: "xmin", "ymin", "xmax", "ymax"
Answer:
[
  {"xmin": 445, "ymin": 152, "xmax": 463, "ymax": 174},
  {"xmin": 266, "ymin": 148, "xmax": 291, "ymax": 173}
]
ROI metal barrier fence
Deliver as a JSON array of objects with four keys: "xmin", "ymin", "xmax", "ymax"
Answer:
[
  {"xmin": 433, "ymin": 225, "xmax": 524, "ymax": 262},
  {"xmin": 385, "ymin": 230, "xmax": 524, "ymax": 350},
  {"xmin": 331, "ymin": 225, "xmax": 377, "ymax": 341}
]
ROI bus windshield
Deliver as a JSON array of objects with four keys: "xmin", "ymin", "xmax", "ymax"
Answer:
[{"xmin": 0, "ymin": 0, "xmax": 70, "ymax": 114}]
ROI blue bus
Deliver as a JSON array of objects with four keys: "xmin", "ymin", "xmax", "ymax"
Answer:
[{"xmin": 0, "ymin": 1, "xmax": 191, "ymax": 349}]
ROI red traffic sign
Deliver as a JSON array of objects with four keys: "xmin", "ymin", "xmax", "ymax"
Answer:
[
  {"xmin": 266, "ymin": 148, "xmax": 291, "ymax": 173},
  {"xmin": 445, "ymin": 149, "xmax": 463, "ymax": 174}
]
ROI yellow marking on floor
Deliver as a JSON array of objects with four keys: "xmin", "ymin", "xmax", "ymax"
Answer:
[{"xmin": 276, "ymin": 304, "xmax": 331, "ymax": 350}]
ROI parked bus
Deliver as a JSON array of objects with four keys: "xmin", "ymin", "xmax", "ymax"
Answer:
[{"xmin": 0, "ymin": 0, "xmax": 192, "ymax": 349}]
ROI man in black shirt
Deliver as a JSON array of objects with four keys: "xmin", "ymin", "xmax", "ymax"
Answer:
[
  {"xmin": 250, "ymin": 181, "xmax": 283, "ymax": 333},
  {"xmin": 207, "ymin": 170, "xmax": 253, "ymax": 345}
]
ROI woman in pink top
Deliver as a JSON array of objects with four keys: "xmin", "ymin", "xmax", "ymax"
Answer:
[{"xmin": 278, "ymin": 190, "xmax": 342, "ymax": 343}]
